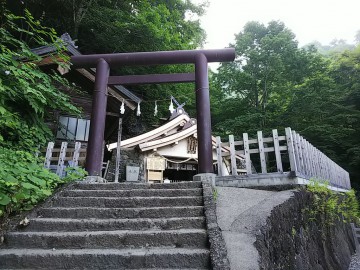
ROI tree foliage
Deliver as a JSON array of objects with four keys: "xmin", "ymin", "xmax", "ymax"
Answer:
[{"xmin": 0, "ymin": 7, "xmax": 79, "ymax": 150}]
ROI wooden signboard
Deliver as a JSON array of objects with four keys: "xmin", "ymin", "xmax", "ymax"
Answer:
[{"xmin": 147, "ymin": 157, "xmax": 165, "ymax": 182}]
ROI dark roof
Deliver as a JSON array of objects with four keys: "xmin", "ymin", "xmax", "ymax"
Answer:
[{"xmin": 31, "ymin": 33, "xmax": 141, "ymax": 104}]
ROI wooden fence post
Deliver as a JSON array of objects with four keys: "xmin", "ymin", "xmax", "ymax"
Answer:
[
  {"xmin": 293, "ymin": 132, "xmax": 303, "ymax": 175},
  {"xmin": 114, "ymin": 118, "xmax": 123, "ymax": 183},
  {"xmin": 56, "ymin": 142, "xmax": 67, "ymax": 177},
  {"xmin": 72, "ymin": 142, "xmax": 81, "ymax": 167},
  {"xmin": 243, "ymin": 133, "xmax": 252, "ymax": 175},
  {"xmin": 44, "ymin": 142, "xmax": 54, "ymax": 169},
  {"xmin": 216, "ymin": 136, "xmax": 223, "ymax": 176},
  {"xmin": 306, "ymin": 142, "xmax": 312, "ymax": 178},
  {"xmin": 272, "ymin": 129, "xmax": 283, "ymax": 173},
  {"xmin": 300, "ymin": 136, "xmax": 309, "ymax": 178},
  {"xmin": 229, "ymin": 135, "xmax": 238, "ymax": 176},
  {"xmin": 285, "ymin": 128, "xmax": 298, "ymax": 173},
  {"xmin": 257, "ymin": 131, "xmax": 267, "ymax": 173}
]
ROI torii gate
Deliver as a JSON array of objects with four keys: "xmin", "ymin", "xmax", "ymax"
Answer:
[{"xmin": 71, "ymin": 49, "xmax": 235, "ymax": 176}]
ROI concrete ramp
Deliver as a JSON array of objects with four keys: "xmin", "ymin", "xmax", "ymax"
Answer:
[{"xmin": 216, "ymin": 187, "xmax": 294, "ymax": 270}]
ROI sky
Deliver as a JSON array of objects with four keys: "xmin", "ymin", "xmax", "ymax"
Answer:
[{"xmin": 193, "ymin": 0, "xmax": 360, "ymax": 49}]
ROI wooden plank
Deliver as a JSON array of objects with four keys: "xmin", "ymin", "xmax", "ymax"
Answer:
[
  {"xmin": 313, "ymin": 145, "xmax": 320, "ymax": 179},
  {"xmin": 235, "ymin": 150, "xmax": 245, "ymax": 155},
  {"xmin": 328, "ymin": 159, "xmax": 333, "ymax": 184},
  {"xmin": 49, "ymin": 155, "xmax": 87, "ymax": 163},
  {"xmin": 44, "ymin": 142, "xmax": 54, "ymax": 169},
  {"xmin": 222, "ymin": 152, "xmax": 231, "ymax": 157},
  {"xmin": 306, "ymin": 141, "xmax": 314, "ymax": 177},
  {"xmin": 285, "ymin": 128, "xmax": 298, "ymax": 173},
  {"xmin": 257, "ymin": 131, "xmax": 267, "ymax": 173},
  {"xmin": 279, "ymin": 146, "xmax": 287, "ymax": 151},
  {"xmin": 329, "ymin": 159, "xmax": 335, "ymax": 185},
  {"xmin": 216, "ymin": 136, "xmax": 223, "ymax": 176},
  {"xmin": 307, "ymin": 144, "xmax": 313, "ymax": 177},
  {"xmin": 264, "ymin": 147, "xmax": 275, "ymax": 152},
  {"xmin": 56, "ymin": 142, "xmax": 67, "ymax": 177},
  {"xmin": 292, "ymin": 131, "xmax": 302, "ymax": 174},
  {"xmin": 114, "ymin": 118, "xmax": 123, "ymax": 182},
  {"xmin": 50, "ymin": 148, "xmax": 87, "ymax": 153},
  {"xmin": 272, "ymin": 129, "xmax": 283, "ymax": 173},
  {"xmin": 278, "ymin": 136, "xmax": 286, "ymax": 141},
  {"xmin": 249, "ymin": 146, "xmax": 285, "ymax": 154},
  {"xmin": 243, "ymin": 133, "xmax": 252, "ymax": 174},
  {"xmin": 317, "ymin": 151, "xmax": 323, "ymax": 179},
  {"xmin": 229, "ymin": 135, "xmax": 238, "ymax": 176},
  {"xmin": 233, "ymin": 141, "xmax": 244, "ymax": 146},
  {"xmin": 221, "ymin": 142, "xmax": 230, "ymax": 147},
  {"xmin": 248, "ymin": 139, "xmax": 258, "ymax": 144},
  {"xmin": 324, "ymin": 156, "xmax": 330, "ymax": 181},
  {"xmin": 71, "ymin": 142, "xmax": 81, "ymax": 167},
  {"xmin": 320, "ymin": 151, "xmax": 325, "ymax": 180},
  {"xmin": 299, "ymin": 136, "xmax": 308, "ymax": 177},
  {"xmin": 263, "ymin": 137, "xmax": 273, "ymax": 143},
  {"xmin": 306, "ymin": 140, "xmax": 313, "ymax": 178},
  {"xmin": 103, "ymin": 161, "xmax": 110, "ymax": 179}
]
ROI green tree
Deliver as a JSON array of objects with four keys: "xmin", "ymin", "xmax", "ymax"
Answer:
[{"xmin": 214, "ymin": 21, "xmax": 309, "ymax": 133}]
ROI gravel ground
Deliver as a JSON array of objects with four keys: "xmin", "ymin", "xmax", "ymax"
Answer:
[{"xmin": 348, "ymin": 253, "xmax": 360, "ymax": 270}]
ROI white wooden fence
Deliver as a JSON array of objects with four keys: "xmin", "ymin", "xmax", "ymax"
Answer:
[
  {"xmin": 216, "ymin": 127, "xmax": 351, "ymax": 189},
  {"xmin": 43, "ymin": 142, "xmax": 86, "ymax": 177}
]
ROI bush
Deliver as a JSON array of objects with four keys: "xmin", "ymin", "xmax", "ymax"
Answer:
[
  {"xmin": 306, "ymin": 179, "xmax": 360, "ymax": 226},
  {"xmin": 0, "ymin": 147, "xmax": 86, "ymax": 218}
]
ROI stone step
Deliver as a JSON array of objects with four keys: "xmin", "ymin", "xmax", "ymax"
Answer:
[
  {"xmin": 38, "ymin": 206, "xmax": 204, "ymax": 219},
  {"xmin": 4, "ymin": 229, "xmax": 208, "ymax": 249},
  {"xmin": 72, "ymin": 181, "xmax": 202, "ymax": 190},
  {"xmin": 61, "ymin": 188, "xmax": 203, "ymax": 198},
  {"xmin": 23, "ymin": 217, "xmax": 206, "ymax": 232},
  {"xmin": 51, "ymin": 196, "xmax": 203, "ymax": 208},
  {"xmin": 0, "ymin": 248, "xmax": 210, "ymax": 269}
]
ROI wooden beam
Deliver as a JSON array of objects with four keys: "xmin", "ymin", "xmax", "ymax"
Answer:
[
  {"xmin": 108, "ymin": 73, "xmax": 195, "ymax": 85},
  {"xmin": 76, "ymin": 68, "xmax": 136, "ymax": 110},
  {"xmin": 106, "ymin": 112, "xmax": 121, "ymax": 117},
  {"xmin": 229, "ymin": 135, "xmax": 238, "ymax": 176}
]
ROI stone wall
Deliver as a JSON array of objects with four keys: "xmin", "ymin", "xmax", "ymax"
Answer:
[
  {"xmin": 255, "ymin": 190, "xmax": 355, "ymax": 270},
  {"xmin": 106, "ymin": 148, "xmax": 145, "ymax": 182}
]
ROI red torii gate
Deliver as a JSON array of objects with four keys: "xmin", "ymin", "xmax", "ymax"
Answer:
[{"xmin": 71, "ymin": 49, "xmax": 235, "ymax": 176}]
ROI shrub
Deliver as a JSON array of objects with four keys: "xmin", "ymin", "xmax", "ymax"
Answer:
[
  {"xmin": 306, "ymin": 179, "xmax": 360, "ymax": 227},
  {"xmin": 0, "ymin": 147, "xmax": 86, "ymax": 218}
]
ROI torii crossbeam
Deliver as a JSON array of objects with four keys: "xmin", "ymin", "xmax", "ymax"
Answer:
[{"xmin": 71, "ymin": 48, "xmax": 235, "ymax": 176}]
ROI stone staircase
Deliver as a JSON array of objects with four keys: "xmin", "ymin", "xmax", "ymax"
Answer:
[{"xmin": 0, "ymin": 181, "xmax": 210, "ymax": 269}]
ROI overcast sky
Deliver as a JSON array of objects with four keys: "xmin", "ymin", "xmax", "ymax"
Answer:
[{"xmin": 193, "ymin": 0, "xmax": 360, "ymax": 49}]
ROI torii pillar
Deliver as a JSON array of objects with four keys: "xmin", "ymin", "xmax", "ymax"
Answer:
[{"xmin": 71, "ymin": 49, "xmax": 235, "ymax": 176}]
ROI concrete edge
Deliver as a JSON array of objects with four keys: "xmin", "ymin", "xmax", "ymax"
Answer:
[
  {"xmin": 198, "ymin": 174, "xmax": 231, "ymax": 270},
  {"xmin": 216, "ymin": 174, "xmax": 350, "ymax": 193}
]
